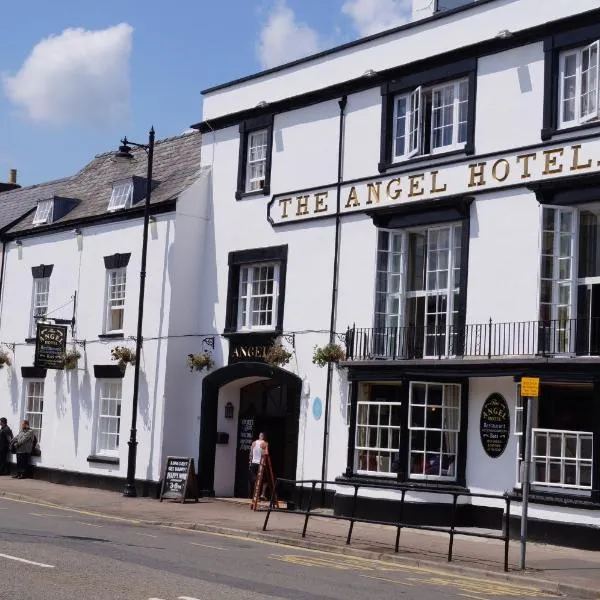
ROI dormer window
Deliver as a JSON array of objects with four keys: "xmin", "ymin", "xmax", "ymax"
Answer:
[
  {"xmin": 32, "ymin": 199, "xmax": 54, "ymax": 225},
  {"xmin": 108, "ymin": 180, "xmax": 133, "ymax": 212}
]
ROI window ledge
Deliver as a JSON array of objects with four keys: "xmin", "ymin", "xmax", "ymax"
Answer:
[
  {"xmin": 98, "ymin": 333, "xmax": 125, "ymax": 339},
  {"xmin": 87, "ymin": 455, "xmax": 120, "ymax": 465},
  {"xmin": 508, "ymin": 488, "xmax": 599, "ymax": 509},
  {"xmin": 235, "ymin": 188, "xmax": 270, "ymax": 201},
  {"xmin": 223, "ymin": 329, "xmax": 281, "ymax": 339},
  {"xmin": 336, "ymin": 474, "xmax": 468, "ymax": 493},
  {"xmin": 25, "ymin": 338, "xmax": 36, "ymax": 345},
  {"xmin": 541, "ymin": 120, "xmax": 600, "ymax": 141},
  {"xmin": 378, "ymin": 147, "xmax": 472, "ymax": 174}
]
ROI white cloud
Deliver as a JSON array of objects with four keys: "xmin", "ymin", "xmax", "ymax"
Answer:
[
  {"xmin": 257, "ymin": 2, "xmax": 322, "ymax": 69},
  {"xmin": 3, "ymin": 23, "xmax": 133, "ymax": 127},
  {"xmin": 342, "ymin": 0, "xmax": 412, "ymax": 36}
]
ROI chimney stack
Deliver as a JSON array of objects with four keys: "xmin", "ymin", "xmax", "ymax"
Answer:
[{"xmin": 0, "ymin": 168, "xmax": 21, "ymax": 192}]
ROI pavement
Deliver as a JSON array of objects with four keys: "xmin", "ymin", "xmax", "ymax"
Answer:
[{"xmin": 0, "ymin": 477, "xmax": 599, "ymax": 599}]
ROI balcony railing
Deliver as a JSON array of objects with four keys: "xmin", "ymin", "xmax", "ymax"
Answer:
[{"xmin": 344, "ymin": 318, "xmax": 600, "ymax": 360}]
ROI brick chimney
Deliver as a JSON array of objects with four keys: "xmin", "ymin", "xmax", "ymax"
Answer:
[{"xmin": 0, "ymin": 169, "xmax": 20, "ymax": 192}]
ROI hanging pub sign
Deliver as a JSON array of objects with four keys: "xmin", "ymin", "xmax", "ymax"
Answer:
[
  {"xmin": 159, "ymin": 456, "xmax": 199, "ymax": 503},
  {"xmin": 34, "ymin": 323, "xmax": 67, "ymax": 370},
  {"xmin": 480, "ymin": 393, "xmax": 511, "ymax": 459}
]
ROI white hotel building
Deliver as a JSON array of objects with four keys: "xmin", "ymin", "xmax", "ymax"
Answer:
[{"xmin": 190, "ymin": 0, "xmax": 600, "ymax": 548}]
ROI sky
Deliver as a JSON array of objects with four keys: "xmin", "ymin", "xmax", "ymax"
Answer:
[{"xmin": 0, "ymin": 0, "xmax": 414, "ymax": 186}]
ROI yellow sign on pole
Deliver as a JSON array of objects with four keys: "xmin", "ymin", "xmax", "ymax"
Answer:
[{"xmin": 521, "ymin": 377, "xmax": 540, "ymax": 398}]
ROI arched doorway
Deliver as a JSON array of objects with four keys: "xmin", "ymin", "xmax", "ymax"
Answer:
[{"xmin": 198, "ymin": 362, "xmax": 302, "ymax": 496}]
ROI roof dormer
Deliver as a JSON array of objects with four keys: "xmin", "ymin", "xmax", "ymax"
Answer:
[
  {"xmin": 108, "ymin": 177, "xmax": 156, "ymax": 213},
  {"xmin": 32, "ymin": 198, "xmax": 54, "ymax": 225},
  {"xmin": 32, "ymin": 196, "xmax": 79, "ymax": 226}
]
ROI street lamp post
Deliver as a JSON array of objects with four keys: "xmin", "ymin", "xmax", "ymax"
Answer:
[{"xmin": 115, "ymin": 127, "xmax": 155, "ymax": 497}]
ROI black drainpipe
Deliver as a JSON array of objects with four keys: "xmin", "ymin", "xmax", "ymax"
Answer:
[{"xmin": 320, "ymin": 95, "xmax": 348, "ymax": 504}]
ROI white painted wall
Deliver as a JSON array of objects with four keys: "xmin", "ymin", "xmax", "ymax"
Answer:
[{"xmin": 202, "ymin": 0, "xmax": 597, "ymax": 120}]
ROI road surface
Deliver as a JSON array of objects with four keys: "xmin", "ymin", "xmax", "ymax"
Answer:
[{"xmin": 0, "ymin": 496, "xmax": 557, "ymax": 600}]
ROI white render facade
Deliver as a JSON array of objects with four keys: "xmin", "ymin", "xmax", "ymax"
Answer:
[
  {"xmin": 0, "ymin": 133, "xmax": 210, "ymax": 492},
  {"xmin": 192, "ymin": 0, "xmax": 600, "ymax": 547}
]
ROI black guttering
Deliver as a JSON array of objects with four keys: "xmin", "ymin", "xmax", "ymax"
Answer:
[
  {"xmin": 200, "ymin": 0, "xmax": 500, "ymax": 95},
  {"xmin": 1, "ymin": 199, "xmax": 176, "ymax": 242},
  {"xmin": 321, "ymin": 96, "xmax": 347, "ymax": 491},
  {"xmin": 191, "ymin": 8, "xmax": 600, "ymax": 134}
]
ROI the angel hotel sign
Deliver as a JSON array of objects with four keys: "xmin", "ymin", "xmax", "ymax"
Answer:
[{"xmin": 268, "ymin": 141, "xmax": 600, "ymax": 226}]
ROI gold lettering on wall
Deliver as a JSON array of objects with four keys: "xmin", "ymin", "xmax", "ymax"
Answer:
[
  {"xmin": 296, "ymin": 195, "xmax": 309, "ymax": 216},
  {"xmin": 491, "ymin": 159, "xmax": 510, "ymax": 182},
  {"xmin": 345, "ymin": 186, "xmax": 360, "ymax": 208},
  {"xmin": 430, "ymin": 171, "xmax": 447, "ymax": 193},
  {"xmin": 516, "ymin": 153, "xmax": 536, "ymax": 179},
  {"xmin": 314, "ymin": 191, "xmax": 329, "ymax": 213},
  {"xmin": 279, "ymin": 197, "xmax": 292, "ymax": 219},
  {"xmin": 570, "ymin": 144, "xmax": 592, "ymax": 171},
  {"xmin": 386, "ymin": 178, "xmax": 401, "ymax": 200},
  {"xmin": 542, "ymin": 148, "xmax": 564, "ymax": 175},
  {"xmin": 468, "ymin": 162, "xmax": 486, "ymax": 187},
  {"xmin": 408, "ymin": 174, "xmax": 425, "ymax": 197},
  {"xmin": 366, "ymin": 182, "xmax": 382, "ymax": 205}
]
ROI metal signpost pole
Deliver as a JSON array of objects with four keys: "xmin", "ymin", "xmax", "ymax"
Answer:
[{"xmin": 519, "ymin": 391, "xmax": 535, "ymax": 571}]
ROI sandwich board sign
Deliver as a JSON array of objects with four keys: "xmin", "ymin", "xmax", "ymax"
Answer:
[{"xmin": 159, "ymin": 456, "xmax": 199, "ymax": 503}]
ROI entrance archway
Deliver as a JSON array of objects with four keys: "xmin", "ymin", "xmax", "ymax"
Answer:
[{"xmin": 198, "ymin": 362, "xmax": 302, "ymax": 496}]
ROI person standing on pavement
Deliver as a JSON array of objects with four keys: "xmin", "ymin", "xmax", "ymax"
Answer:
[
  {"xmin": 10, "ymin": 420, "xmax": 36, "ymax": 479},
  {"xmin": 248, "ymin": 432, "xmax": 269, "ymax": 498},
  {"xmin": 0, "ymin": 417, "xmax": 13, "ymax": 475}
]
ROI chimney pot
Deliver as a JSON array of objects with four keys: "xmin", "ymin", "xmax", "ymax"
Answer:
[{"xmin": 8, "ymin": 169, "xmax": 16, "ymax": 185}]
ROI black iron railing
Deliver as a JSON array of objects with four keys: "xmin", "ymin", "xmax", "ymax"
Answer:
[
  {"xmin": 345, "ymin": 318, "xmax": 600, "ymax": 360},
  {"xmin": 261, "ymin": 478, "xmax": 512, "ymax": 572}
]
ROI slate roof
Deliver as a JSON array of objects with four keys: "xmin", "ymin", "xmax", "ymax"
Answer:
[{"xmin": 1, "ymin": 131, "xmax": 202, "ymax": 236}]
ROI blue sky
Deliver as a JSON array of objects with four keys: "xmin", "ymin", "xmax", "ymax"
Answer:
[{"xmin": 1, "ymin": 1, "xmax": 412, "ymax": 186}]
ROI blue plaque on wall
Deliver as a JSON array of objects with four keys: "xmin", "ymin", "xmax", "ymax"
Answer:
[{"xmin": 312, "ymin": 397, "xmax": 322, "ymax": 420}]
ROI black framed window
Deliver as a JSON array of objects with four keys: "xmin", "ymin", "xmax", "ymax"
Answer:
[
  {"xmin": 542, "ymin": 23, "xmax": 600, "ymax": 140},
  {"xmin": 224, "ymin": 245, "xmax": 288, "ymax": 333},
  {"xmin": 379, "ymin": 58, "xmax": 476, "ymax": 172},
  {"xmin": 236, "ymin": 114, "xmax": 274, "ymax": 200},
  {"xmin": 347, "ymin": 379, "xmax": 468, "ymax": 485}
]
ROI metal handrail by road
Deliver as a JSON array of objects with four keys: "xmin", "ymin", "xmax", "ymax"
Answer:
[{"xmin": 262, "ymin": 478, "xmax": 512, "ymax": 572}]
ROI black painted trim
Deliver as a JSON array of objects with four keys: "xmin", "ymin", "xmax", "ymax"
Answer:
[
  {"xmin": 98, "ymin": 333, "xmax": 124, "ymax": 339},
  {"xmin": 235, "ymin": 115, "xmax": 274, "ymax": 200},
  {"xmin": 379, "ymin": 59, "xmax": 477, "ymax": 171},
  {"xmin": 31, "ymin": 264, "xmax": 53, "ymax": 279},
  {"xmin": 345, "ymin": 378, "xmax": 467, "ymax": 486},
  {"xmin": 2, "ymin": 199, "xmax": 176, "ymax": 242},
  {"xmin": 368, "ymin": 195, "xmax": 472, "ymax": 229},
  {"xmin": 198, "ymin": 362, "xmax": 302, "ymax": 495},
  {"xmin": 21, "ymin": 367, "xmax": 47, "ymax": 378},
  {"xmin": 594, "ymin": 381, "xmax": 600, "ymax": 503},
  {"xmin": 93, "ymin": 365, "xmax": 124, "ymax": 379},
  {"xmin": 87, "ymin": 455, "xmax": 120, "ymax": 465},
  {"xmin": 224, "ymin": 245, "xmax": 288, "ymax": 333},
  {"xmin": 529, "ymin": 171, "xmax": 600, "ymax": 205},
  {"xmin": 103, "ymin": 253, "xmax": 131, "ymax": 270},
  {"xmin": 345, "ymin": 381, "xmax": 359, "ymax": 478},
  {"xmin": 24, "ymin": 338, "xmax": 36, "ymax": 345},
  {"xmin": 541, "ymin": 23, "xmax": 600, "ymax": 140}
]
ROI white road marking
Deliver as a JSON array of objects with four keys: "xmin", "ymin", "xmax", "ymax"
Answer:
[
  {"xmin": 30, "ymin": 512, "xmax": 63, "ymax": 518},
  {"xmin": 179, "ymin": 597, "xmax": 203, "ymax": 600},
  {"xmin": 190, "ymin": 541, "xmax": 226, "ymax": 551},
  {"xmin": 134, "ymin": 532, "xmax": 157, "ymax": 538},
  {"xmin": 0, "ymin": 553, "xmax": 54, "ymax": 568},
  {"xmin": 76, "ymin": 521, "xmax": 103, "ymax": 528}
]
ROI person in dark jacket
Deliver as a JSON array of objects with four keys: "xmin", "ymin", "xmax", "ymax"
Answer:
[
  {"xmin": 10, "ymin": 420, "xmax": 36, "ymax": 479},
  {"xmin": 0, "ymin": 417, "xmax": 13, "ymax": 475}
]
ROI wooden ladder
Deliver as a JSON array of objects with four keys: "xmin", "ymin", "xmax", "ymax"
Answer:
[{"xmin": 251, "ymin": 454, "xmax": 280, "ymax": 511}]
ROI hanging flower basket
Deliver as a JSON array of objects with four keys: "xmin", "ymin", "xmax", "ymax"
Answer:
[
  {"xmin": 265, "ymin": 340, "xmax": 292, "ymax": 367},
  {"xmin": 110, "ymin": 346, "xmax": 136, "ymax": 373},
  {"xmin": 0, "ymin": 349, "xmax": 12, "ymax": 369},
  {"xmin": 312, "ymin": 343, "xmax": 346, "ymax": 367},
  {"xmin": 62, "ymin": 349, "xmax": 81, "ymax": 370},
  {"xmin": 187, "ymin": 352, "xmax": 214, "ymax": 373}
]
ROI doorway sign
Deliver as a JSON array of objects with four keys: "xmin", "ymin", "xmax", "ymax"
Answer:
[
  {"xmin": 479, "ymin": 393, "xmax": 510, "ymax": 458},
  {"xmin": 159, "ymin": 456, "xmax": 199, "ymax": 503}
]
